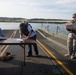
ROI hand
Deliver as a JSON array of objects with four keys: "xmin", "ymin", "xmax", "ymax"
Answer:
[
  {"xmin": 25, "ymin": 37, "xmax": 28, "ymax": 39},
  {"xmin": 23, "ymin": 37, "xmax": 28, "ymax": 41}
]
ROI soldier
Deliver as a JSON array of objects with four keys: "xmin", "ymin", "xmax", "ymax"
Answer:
[{"xmin": 65, "ymin": 13, "xmax": 76, "ymax": 59}]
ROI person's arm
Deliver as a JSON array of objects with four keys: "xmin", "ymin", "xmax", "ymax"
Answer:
[
  {"xmin": 27, "ymin": 31, "xmax": 32, "ymax": 38},
  {"xmin": 19, "ymin": 28, "xmax": 23, "ymax": 39},
  {"xmin": 65, "ymin": 22, "xmax": 74, "ymax": 32},
  {"xmin": 26, "ymin": 25, "xmax": 32, "ymax": 39},
  {"xmin": 72, "ymin": 24, "xmax": 76, "ymax": 31},
  {"xmin": 71, "ymin": 22, "xmax": 76, "ymax": 31},
  {"xmin": 23, "ymin": 24, "xmax": 33, "ymax": 40},
  {"xmin": 20, "ymin": 33, "xmax": 23, "ymax": 39}
]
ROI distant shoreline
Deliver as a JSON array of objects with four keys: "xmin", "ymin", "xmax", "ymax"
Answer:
[
  {"xmin": 0, "ymin": 21, "xmax": 67, "ymax": 24},
  {"xmin": 0, "ymin": 17, "xmax": 70, "ymax": 24}
]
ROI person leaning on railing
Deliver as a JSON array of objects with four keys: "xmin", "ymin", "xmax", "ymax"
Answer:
[{"xmin": 65, "ymin": 13, "xmax": 76, "ymax": 59}]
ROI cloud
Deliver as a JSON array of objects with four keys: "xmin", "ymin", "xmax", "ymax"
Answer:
[
  {"xmin": 56, "ymin": 0, "xmax": 76, "ymax": 4},
  {"xmin": 0, "ymin": 0, "xmax": 76, "ymax": 19}
]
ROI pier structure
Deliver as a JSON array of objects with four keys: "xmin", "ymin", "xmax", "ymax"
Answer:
[{"xmin": 0, "ymin": 29, "xmax": 75, "ymax": 75}]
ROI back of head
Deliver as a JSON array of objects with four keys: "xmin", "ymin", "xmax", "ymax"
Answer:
[
  {"xmin": 19, "ymin": 22, "xmax": 28, "ymax": 34},
  {"xmin": 20, "ymin": 20, "xmax": 28, "ymax": 28},
  {"xmin": 20, "ymin": 23, "xmax": 27, "ymax": 28},
  {"xmin": 72, "ymin": 13, "xmax": 76, "ymax": 18}
]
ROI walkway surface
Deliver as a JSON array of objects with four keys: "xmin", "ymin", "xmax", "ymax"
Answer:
[
  {"xmin": 37, "ymin": 29, "xmax": 76, "ymax": 75},
  {"xmin": 0, "ymin": 29, "xmax": 75, "ymax": 75}
]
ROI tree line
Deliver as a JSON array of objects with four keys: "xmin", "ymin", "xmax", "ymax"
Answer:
[{"xmin": 0, "ymin": 17, "xmax": 70, "ymax": 23}]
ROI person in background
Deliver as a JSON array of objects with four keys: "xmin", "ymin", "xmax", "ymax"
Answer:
[
  {"xmin": 19, "ymin": 21, "xmax": 39, "ymax": 57},
  {"xmin": 0, "ymin": 28, "xmax": 5, "ymax": 37},
  {"xmin": 65, "ymin": 13, "xmax": 76, "ymax": 59},
  {"xmin": 0, "ymin": 28, "xmax": 5, "ymax": 54}
]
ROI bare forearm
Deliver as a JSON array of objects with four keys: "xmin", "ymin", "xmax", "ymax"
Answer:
[
  {"xmin": 20, "ymin": 33, "xmax": 23, "ymax": 39},
  {"xmin": 27, "ymin": 31, "xmax": 32, "ymax": 38}
]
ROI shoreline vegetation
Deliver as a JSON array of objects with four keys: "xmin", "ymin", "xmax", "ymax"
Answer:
[{"xmin": 0, "ymin": 17, "xmax": 70, "ymax": 24}]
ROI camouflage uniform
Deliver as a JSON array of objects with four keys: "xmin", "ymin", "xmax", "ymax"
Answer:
[
  {"xmin": 67, "ymin": 21, "xmax": 76, "ymax": 57},
  {"xmin": 65, "ymin": 13, "xmax": 76, "ymax": 59}
]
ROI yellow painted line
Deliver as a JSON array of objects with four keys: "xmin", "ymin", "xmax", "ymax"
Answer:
[
  {"xmin": 0, "ymin": 45, "xmax": 9, "ymax": 57},
  {"xmin": 0, "ymin": 45, "xmax": 6, "ymax": 50},
  {"xmin": 0, "ymin": 30, "xmax": 16, "ymax": 57},
  {"xmin": 37, "ymin": 39, "xmax": 74, "ymax": 75}
]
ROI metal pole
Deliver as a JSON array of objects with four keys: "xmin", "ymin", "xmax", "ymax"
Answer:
[
  {"xmin": 24, "ymin": 45, "xmax": 25, "ymax": 66},
  {"xmin": 56, "ymin": 26, "xmax": 59, "ymax": 34}
]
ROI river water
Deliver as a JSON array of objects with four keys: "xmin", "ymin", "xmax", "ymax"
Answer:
[{"xmin": 0, "ymin": 22, "xmax": 68, "ymax": 35}]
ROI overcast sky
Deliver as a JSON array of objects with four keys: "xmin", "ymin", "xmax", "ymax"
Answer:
[{"xmin": 0, "ymin": 0, "xmax": 76, "ymax": 20}]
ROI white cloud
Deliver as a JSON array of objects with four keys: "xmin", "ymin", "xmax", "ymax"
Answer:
[
  {"xmin": 0, "ymin": 0, "xmax": 76, "ymax": 19},
  {"xmin": 56, "ymin": 0, "xmax": 76, "ymax": 4}
]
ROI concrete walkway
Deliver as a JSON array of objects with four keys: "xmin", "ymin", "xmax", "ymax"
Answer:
[
  {"xmin": 0, "ymin": 30, "xmax": 64, "ymax": 75},
  {"xmin": 37, "ymin": 29, "xmax": 76, "ymax": 75}
]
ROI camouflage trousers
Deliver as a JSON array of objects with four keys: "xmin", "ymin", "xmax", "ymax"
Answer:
[{"xmin": 67, "ymin": 37, "xmax": 76, "ymax": 56}]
